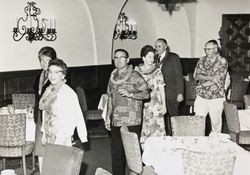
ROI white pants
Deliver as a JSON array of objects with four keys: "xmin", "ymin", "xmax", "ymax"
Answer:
[{"xmin": 194, "ymin": 95, "xmax": 225, "ymax": 133}]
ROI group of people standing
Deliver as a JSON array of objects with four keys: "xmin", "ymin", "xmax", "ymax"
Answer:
[
  {"xmin": 106, "ymin": 38, "xmax": 229, "ymax": 175},
  {"xmin": 32, "ymin": 37, "xmax": 228, "ymax": 175},
  {"xmin": 105, "ymin": 38, "xmax": 185, "ymax": 175}
]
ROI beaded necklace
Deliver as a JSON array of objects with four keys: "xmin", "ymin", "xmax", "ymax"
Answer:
[
  {"xmin": 202, "ymin": 55, "xmax": 220, "ymax": 71},
  {"xmin": 110, "ymin": 65, "xmax": 133, "ymax": 85}
]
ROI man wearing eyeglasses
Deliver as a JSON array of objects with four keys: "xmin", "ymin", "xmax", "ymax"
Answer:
[
  {"xmin": 193, "ymin": 40, "xmax": 228, "ymax": 133},
  {"xmin": 105, "ymin": 49, "xmax": 149, "ymax": 175}
]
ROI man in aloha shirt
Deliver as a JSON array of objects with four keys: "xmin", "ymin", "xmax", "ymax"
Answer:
[
  {"xmin": 105, "ymin": 49, "xmax": 149, "ymax": 175},
  {"xmin": 194, "ymin": 40, "xmax": 228, "ymax": 133}
]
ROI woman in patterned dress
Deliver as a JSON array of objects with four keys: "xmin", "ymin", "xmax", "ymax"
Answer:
[{"xmin": 135, "ymin": 45, "xmax": 167, "ymax": 148}]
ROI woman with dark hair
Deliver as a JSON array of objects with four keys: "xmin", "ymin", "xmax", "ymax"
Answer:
[
  {"xmin": 33, "ymin": 46, "xmax": 58, "ymax": 172},
  {"xmin": 34, "ymin": 46, "xmax": 57, "ymax": 123},
  {"xmin": 38, "ymin": 59, "xmax": 87, "ymax": 167},
  {"xmin": 135, "ymin": 45, "xmax": 166, "ymax": 148}
]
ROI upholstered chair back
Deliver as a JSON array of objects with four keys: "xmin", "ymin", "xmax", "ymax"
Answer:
[
  {"xmin": 182, "ymin": 149, "xmax": 236, "ymax": 175},
  {"xmin": 41, "ymin": 143, "xmax": 84, "ymax": 175},
  {"xmin": 12, "ymin": 93, "xmax": 35, "ymax": 109},
  {"xmin": 171, "ymin": 115, "xmax": 206, "ymax": 136}
]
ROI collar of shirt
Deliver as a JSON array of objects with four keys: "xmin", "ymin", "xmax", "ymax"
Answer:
[{"xmin": 159, "ymin": 50, "xmax": 167, "ymax": 62}]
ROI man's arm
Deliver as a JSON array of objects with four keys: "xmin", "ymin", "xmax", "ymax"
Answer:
[
  {"xmin": 130, "ymin": 72, "xmax": 149, "ymax": 99},
  {"xmin": 173, "ymin": 54, "xmax": 184, "ymax": 102},
  {"xmin": 118, "ymin": 71, "xmax": 149, "ymax": 100},
  {"xmin": 105, "ymin": 82, "xmax": 112, "ymax": 131},
  {"xmin": 194, "ymin": 57, "xmax": 228, "ymax": 87},
  {"xmin": 194, "ymin": 58, "xmax": 216, "ymax": 87},
  {"xmin": 195, "ymin": 74, "xmax": 217, "ymax": 87}
]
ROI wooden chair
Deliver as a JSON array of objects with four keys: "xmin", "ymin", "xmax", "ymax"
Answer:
[
  {"xmin": 120, "ymin": 126, "xmax": 156, "ymax": 175},
  {"xmin": 0, "ymin": 113, "xmax": 34, "ymax": 175},
  {"xmin": 171, "ymin": 115, "xmax": 206, "ymax": 136},
  {"xmin": 229, "ymin": 75, "xmax": 249, "ymax": 108},
  {"xmin": 12, "ymin": 93, "xmax": 36, "ymax": 171},
  {"xmin": 75, "ymin": 86, "xmax": 102, "ymax": 121},
  {"xmin": 95, "ymin": 167, "xmax": 112, "ymax": 175},
  {"xmin": 12, "ymin": 93, "xmax": 36, "ymax": 109},
  {"xmin": 41, "ymin": 143, "xmax": 84, "ymax": 175},
  {"xmin": 182, "ymin": 149, "xmax": 236, "ymax": 175},
  {"xmin": 223, "ymin": 101, "xmax": 250, "ymax": 145},
  {"xmin": 184, "ymin": 74, "xmax": 197, "ymax": 114},
  {"xmin": 243, "ymin": 95, "xmax": 250, "ymax": 109}
]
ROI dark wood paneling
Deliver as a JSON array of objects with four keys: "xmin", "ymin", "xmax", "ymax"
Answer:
[
  {"xmin": 0, "ymin": 58, "xmax": 198, "ymax": 108},
  {"xmin": 181, "ymin": 58, "xmax": 199, "ymax": 75},
  {"xmin": 69, "ymin": 65, "xmax": 114, "ymax": 109},
  {"xmin": 0, "ymin": 65, "xmax": 114, "ymax": 109}
]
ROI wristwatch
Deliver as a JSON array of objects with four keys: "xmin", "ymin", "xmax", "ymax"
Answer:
[{"xmin": 129, "ymin": 93, "xmax": 133, "ymax": 97}]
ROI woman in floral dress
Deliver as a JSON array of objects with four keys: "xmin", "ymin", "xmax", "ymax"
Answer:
[{"xmin": 135, "ymin": 45, "xmax": 167, "ymax": 148}]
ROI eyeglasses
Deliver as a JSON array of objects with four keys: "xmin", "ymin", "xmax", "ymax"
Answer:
[
  {"xmin": 113, "ymin": 56, "xmax": 127, "ymax": 60},
  {"xmin": 40, "ymin": 56, "xmax": 51, "ymax": 63},
  {"xmin": 48, "ymin": 70, "xmax": 63, "ymax": 75},
  {"xmin": 204, "ymin": 47, "xmax": 217, "ymax": 51}
]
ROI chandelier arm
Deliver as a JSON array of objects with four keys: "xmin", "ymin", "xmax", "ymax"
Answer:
[
  {"xmin": 43, "ymin": 33, "xmax": 57, "ymax": 41},
  {"xmin": 13, "ymin": 32, "xmax": 26, "ymax": 41}
]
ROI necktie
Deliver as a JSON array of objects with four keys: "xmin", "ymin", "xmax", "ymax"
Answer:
[
  {"xmin": 156, "ymin": 55, "xmax": 161, "ymax": 64},
  {"xmin": 42, "ymin": 71, "xmax": 49, "ymax": 85}
]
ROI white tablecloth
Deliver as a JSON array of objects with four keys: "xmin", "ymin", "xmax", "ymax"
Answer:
[
  {"xmin": 142, "ymin": 136, "xmax": 250, "ymax": 175},
  {"xmin": 238, "ymin": 109, "xmax": 250, "ymax": 131},
  {"xmin": 0, "ymin": 108, "xmax": 35, "ymax": 142}
]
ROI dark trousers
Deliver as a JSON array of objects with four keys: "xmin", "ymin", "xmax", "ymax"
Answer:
[
  {"xmin": 165, "ymin": 99, "xmax": 179, "ymax": 135},
  {"xmin": 110, "ymin": 125, "xmax": 141, "ymax": 175}
]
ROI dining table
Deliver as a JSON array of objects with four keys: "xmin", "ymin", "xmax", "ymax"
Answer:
[
  {"xmin": 142, "ymin": 134, "xmax": 250, "ymax": 175},
  {"xmin": 0, "ymin": 106, "xmax": 36, "ymax": 142}
]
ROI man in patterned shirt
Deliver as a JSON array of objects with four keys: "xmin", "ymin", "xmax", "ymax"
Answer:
[
  {"xmin": 194, "ymin": 40, "xmax": 228, "ymax": 133},
  {"xmin": 105, "ymin": 49, "xmax": 149, "ymax": 175}
]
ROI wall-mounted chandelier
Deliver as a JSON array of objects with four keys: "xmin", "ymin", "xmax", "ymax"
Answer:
[
  {"xmin": 13, "ymin": 2, "xmax": 57, "ymax": 43},
  {"xmin": 113, "ymin": 12, "xmax": 137, "ymax": 40}
]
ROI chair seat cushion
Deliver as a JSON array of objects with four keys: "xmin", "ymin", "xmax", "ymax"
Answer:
[
  {"xmin": 0, "ymin": 141, "xmax": 34, "ymax": 157},
  {"xmin": 85, "ymin": 110, "xmax": 103, "ymax": 120},
  {"xmin": 239, "ymin": 131, "xmax": 250, "ymax": 144}
]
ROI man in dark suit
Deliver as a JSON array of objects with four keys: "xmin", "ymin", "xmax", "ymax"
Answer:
[{"xmin": 155, "ymin": 38, "xmax": 184, "ymax": 135}]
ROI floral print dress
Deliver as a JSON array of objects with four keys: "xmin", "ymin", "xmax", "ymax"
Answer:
[{"xmin": 135, "ymin": 64, "xmax": 166, "ymax": 147}]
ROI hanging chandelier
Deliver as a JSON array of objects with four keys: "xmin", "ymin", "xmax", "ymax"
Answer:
[
  {"xmin": 13, "ymin": 2, "xmax": 57, "ymax": 43},
  {"xmin": 157, "ymin": 0, "xmax": 197, "ymax": 15},
  {"xmin": 113, "ymin": 12, "xmax": 137, "ymax": 40}
]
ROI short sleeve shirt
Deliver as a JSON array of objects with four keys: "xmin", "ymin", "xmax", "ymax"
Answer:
[{"xmin": 194, "ymin": 56, "xmax": 228, "ymax": 99}]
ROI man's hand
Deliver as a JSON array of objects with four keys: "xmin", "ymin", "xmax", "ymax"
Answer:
[
  {"xmin": 118, "ymin": 89, "xmax": 131, "ymax": 97},
  {"xmin": 177, "ymin": 94, "xmax": 184, "ymax": 102},
  {"xmin": 209, "ymin": 75, "xmax": 220, "ymax": 83}
]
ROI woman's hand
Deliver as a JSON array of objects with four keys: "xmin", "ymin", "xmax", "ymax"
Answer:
[
  {"xmin": 161, "ymin": 105, "xmax": 167, "ymax": 115},
  {"xmin": 105, "ymin": 119, "xmax": 111, "ymax": 131}
]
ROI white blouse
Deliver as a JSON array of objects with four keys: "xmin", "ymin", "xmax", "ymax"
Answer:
[{"xmin": 41, "ymin": 84, "xmax": 88, "ymax": 145}]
